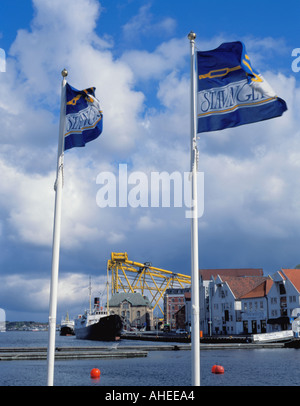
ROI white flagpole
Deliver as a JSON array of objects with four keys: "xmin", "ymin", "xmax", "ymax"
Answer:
[
  {"xmin": 47, "ymin": 68, "xmax": 68, "ymax": 386},
  {"xmin": 188, "ymin": 31, "xmax": 200, "ymax": 386}
]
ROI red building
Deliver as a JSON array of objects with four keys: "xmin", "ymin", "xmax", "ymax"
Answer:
[{"xmin": 164, "ymin": 288, "xmax": 190, "ymax": 330}]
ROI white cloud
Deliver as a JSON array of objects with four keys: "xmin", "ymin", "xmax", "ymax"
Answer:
[
  {"xmin": 107, "ymin": 231, "xmax": 125, "ymax": 244},
  {"xmin": 0, "ymin": 159, "xmax": 54, "ymax": 246},
  {"xmin": 121, "ymin": 37, "xmax": 188, "ymax": 81},
  {"xmin": 137, "ymin": 213, "xmax": 164, "ymax": 230},
  {"xmin": 122, "ymin": 3, "xmax": 176, "ymax": 42},
  {"xmin": 1, "ymin": 272, "xmax": 108, "ymax": 319}
]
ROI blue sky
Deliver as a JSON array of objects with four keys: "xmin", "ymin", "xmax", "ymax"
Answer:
[{"xmin": 1, "ymin": 0, "xmax": 300, "ymax": 321}]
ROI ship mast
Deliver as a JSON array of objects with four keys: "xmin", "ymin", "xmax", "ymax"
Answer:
[
  {"xmin": 106, "ymin": 279, "xmax": 109, "ymax": 314},
  {"xmin": 89, "ymin": 276, "xmax": 92, "ymax": 314}
]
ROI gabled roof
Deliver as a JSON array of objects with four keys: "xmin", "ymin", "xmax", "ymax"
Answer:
[
  {"xmin": 271, "ymin": 270, "xmax": 286, "ymax": 282},
  {"xmin": 200, "ymin": 268, "xmax": 263, "ymax": 281},
  {"xmin": 281, "ymin": 269, "xmax": 300, "ymax": 292},
  {"xmin": 220, "ymin": 276, "xmax": 269, "ymax": 299},
  {"xmin": 240, "ymin": 278, "xmax": 273, "ymax": 299}
]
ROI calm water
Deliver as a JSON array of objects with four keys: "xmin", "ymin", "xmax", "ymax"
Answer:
[{"xmin": 1, "ymin": 331, "xmax": 300, "ymax": 386}]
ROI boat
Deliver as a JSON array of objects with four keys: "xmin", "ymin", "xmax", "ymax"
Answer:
[
  {"xmin": 74, "ymin": 297, "xmax": 123, "ymax": 341},
  {"xmin": 60, "ymin": 312, "xmax": 75, "ymax": 336},
  {"xmin": 252, "ymin": 330, "xmax": 294, "ymax": 343}
]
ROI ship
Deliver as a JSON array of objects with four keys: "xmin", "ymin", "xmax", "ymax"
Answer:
[
  {"xmin": 60, "ymin": 312, "xmax": 75, "ymax": 336},
  {"xmin": 74, "ymin": 297, "xmax": 123, "ymax": 341}
]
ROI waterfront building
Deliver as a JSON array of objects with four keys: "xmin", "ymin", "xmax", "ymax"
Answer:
[
  {"xmin": 199, "ymin": 268, "xmax": 264, "ymax": 335},
  {"xmin": 240, "ymin": 278, "xmax": 273, "ymax": 334},
  {"xmin": 198, "ymin": 267, "xmax": 300, "ymax": 336},
  {"xmin": 267, "ymin": 269, "xmax": 300, "ymax": 331},
  {"xmin": 108, "ymin": 292, "xmax": 153, "ymax": 330},
  {"xmin": 163, "ymin": 288, "xmax": 191, "ymax": 330},
  {"xmin": 210, "ymin": 275, "xmax": 269, "ymax": 335}
]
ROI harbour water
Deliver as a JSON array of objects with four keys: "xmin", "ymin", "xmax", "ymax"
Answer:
[{"xmin": 1, "ymin": 331, "xmax": 300, "ymax": 386}]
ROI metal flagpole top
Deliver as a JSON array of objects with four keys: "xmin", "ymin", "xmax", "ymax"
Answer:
[
  {"xmin": 61, "ymin": 68, "xmax": 68, "ymax": 77},
  {"xmin": 188, "ymin": 31, "xmax": 196, "ymax": 41}
]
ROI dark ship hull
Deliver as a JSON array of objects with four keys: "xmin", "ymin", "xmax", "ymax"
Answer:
[
  {"xmin": 75, "ymin": 314, "xmax": 123, "ymax": 341},
  {"xmin": 60, "ymin": 325, "xmax": 75, "ymax": 336}
]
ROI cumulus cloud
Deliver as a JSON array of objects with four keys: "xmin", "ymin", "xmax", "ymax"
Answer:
[
  {"xmin": 0, "ymin": 272, "xmax": 107, "ymax": 320},
  {"xmin": 121, "ymin": 37, "xmax": 188, "ymax": 82}
]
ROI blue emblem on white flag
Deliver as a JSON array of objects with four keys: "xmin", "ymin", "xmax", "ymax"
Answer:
[
  {"xmin": 64, "ymin": 83, "xmax": 103, "ymax": 151},
  {"xmin": 196, "ymin": 41, "xmax": 287, "ymax": 133}
]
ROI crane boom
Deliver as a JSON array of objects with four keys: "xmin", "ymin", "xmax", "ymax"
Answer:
[{"xmin": 107, "ymin": 252, "xmax": 191, "ymax": 315}]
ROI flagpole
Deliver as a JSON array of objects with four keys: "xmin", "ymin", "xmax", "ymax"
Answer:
[
  {"xmin": 47, "ymin": 68, "xmax": 68, "ymax": 386},
  {"xmin": 188, "ymin": 31, "xmax": 200, "ymax": 386}
]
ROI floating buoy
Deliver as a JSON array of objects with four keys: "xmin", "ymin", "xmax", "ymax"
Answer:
[
  {"xmin": 90, "ymin": 368, "xmax": 101, "ymax": 379},
  {"xmin": 211, "ymin": 365, "xmax": 224, "ymax": 374}
]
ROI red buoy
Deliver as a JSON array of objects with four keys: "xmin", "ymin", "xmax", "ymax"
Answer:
[
  {"xmin": 211, "ymin": 365, "xmax": 224, "ymax": 374},
  {"xmin": 90, "ymin": 368, "xmax": 101, "ymax": 379}
]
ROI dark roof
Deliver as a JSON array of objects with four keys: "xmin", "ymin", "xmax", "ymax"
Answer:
[
  {"xmin": 109, "ymin": 292, "xmax": 151, "ymax": 307},
  {"xmin": 200, "ymin": 268, "xmax": 263, "ymax": 281}
]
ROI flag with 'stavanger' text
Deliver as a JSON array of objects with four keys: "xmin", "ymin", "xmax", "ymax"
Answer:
[
  {"xmin": 196, "ymin": 41, "xmax": 287, "ymax": 133},
  {"xmin": 64, "ymin": 83, "xmax": 103, "ymax": 151}
]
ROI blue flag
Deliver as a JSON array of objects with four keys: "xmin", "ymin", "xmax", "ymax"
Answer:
[
  {"xmin": 196, "ymin": 41, "xmax": 287, "ymax": 133},
  {"xmin": 64, "ymin": 83, "xmax": 103, "ymax": 151}
]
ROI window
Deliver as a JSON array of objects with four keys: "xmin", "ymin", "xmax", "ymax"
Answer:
[
  {"xmin": 279, "ymin": 283, "xmax": 286, "ymax": 295},
  {"xmin": 280, "ymin": 296, "xmax": 287, "ymax": 308}
]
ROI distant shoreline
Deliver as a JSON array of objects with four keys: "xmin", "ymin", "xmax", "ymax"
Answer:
[{"xmin": 5, "ymin": 321, "xmax": 48, "ymax": 331}]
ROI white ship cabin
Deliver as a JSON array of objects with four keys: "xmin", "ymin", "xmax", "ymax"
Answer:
[{"xmin": 76, "ymin": 297, "xmax": 107, "ymax": 325}]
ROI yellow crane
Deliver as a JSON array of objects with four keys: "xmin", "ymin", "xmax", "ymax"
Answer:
[{"xmin": 107, "ymin": 252, "xmax": 191, "ymax": 315}]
